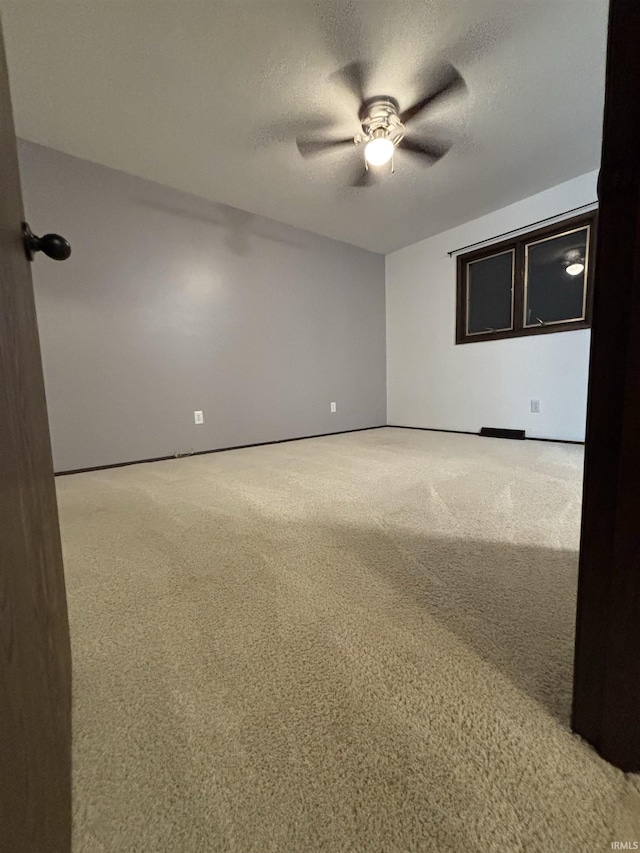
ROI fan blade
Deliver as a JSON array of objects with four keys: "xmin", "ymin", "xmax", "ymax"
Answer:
[
  {"xmin": 296, "ymin": 136, "xmax": 354, "ymax": 159},
  {"xmin": 313, "ymin": 0, "xmax": 369, "ymax": 78},
  {"xmin": 255, "ymin": 115, "xmax": 336, "ymax": 146},
  {"xmin": 331, "ymin": 61, "xmax": 371, "ymax": 103},
  {"xmin": 347, "ymin": 164, "xmax": 375, "ymax": 188},
  {"xmin": 399, "ymin": 135, "xmax": 451, "ymax": 163},
  {"xmin": 400, "ymin": 65, "xmax": 466, "ymax": 126}
]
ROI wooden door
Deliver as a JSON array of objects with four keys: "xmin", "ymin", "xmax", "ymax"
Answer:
[
  {"xmin": 572, "ymin": 0, "xmax": 640, "ymax": 771},
  {"xmin": 0, "ymin": 16, "xmax": 72, "ymax": 852}
]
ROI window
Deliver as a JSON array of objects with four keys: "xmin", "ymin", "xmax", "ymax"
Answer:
[{"xmin": 455, "ymin": 212, "xmax": 596, "ymax": 344}]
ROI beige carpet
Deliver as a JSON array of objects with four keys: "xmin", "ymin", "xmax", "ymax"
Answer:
[{"xmin": 58, "ymin": 427, "xmax": 640, "ymax": 852}]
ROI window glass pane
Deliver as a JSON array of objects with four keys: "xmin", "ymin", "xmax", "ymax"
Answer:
[
  {"xmin": 466, "ymin": 251, "xmax": 513, "ymax": 335},
  {"xmin": 525, "ymin": 226, "xmax": 589, "ymax": 327}
]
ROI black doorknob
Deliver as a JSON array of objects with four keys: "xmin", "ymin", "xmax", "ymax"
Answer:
[{"xmin": 22, "ymin": 222, "xmax": 71, "ymax": 262}]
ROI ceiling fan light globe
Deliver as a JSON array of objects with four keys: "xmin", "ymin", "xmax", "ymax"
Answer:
[
  {"xmin": 566, "ymin": 262, "xmax": 585, "ymax": 276},
  {"xmin": 364, "ymin": 136, "xmax": 395, "ymax": 167}
]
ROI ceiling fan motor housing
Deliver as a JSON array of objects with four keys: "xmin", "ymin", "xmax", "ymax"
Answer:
[{"xmin": 359, "ymin": 97, "xmax": 405, "ymax": 147}]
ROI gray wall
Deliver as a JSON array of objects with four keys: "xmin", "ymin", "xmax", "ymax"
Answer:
[{"xmin": 18, "ymin": 141, "xmax": 386, "ymax": 472}]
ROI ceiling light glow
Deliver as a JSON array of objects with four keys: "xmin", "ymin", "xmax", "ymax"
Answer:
[
  {"xmin": 566, "ymin": 262, "xmax": 585, "ymax": 277},
  {"xmin": 364, "ymin": 136, "xmax": 395, "ymax": 167}
]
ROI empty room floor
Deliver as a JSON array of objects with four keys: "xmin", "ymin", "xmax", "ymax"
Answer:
[{"xmin": 58, "ymin": 427, "xmax": 640, "ymax": 852}]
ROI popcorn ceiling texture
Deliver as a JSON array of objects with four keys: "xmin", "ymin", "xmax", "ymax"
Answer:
[
  {"xmin": 58, "ymin": 428, "xmax": 639, "ymax": 851},
  {"xmin": 2, "ymin": 0, "xmax": 608, "ymax": 252}
]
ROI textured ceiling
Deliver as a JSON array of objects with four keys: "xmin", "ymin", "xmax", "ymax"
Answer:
[{"xmin": 0, "ymin": 1, "xmax": 608, "ymax": 254}]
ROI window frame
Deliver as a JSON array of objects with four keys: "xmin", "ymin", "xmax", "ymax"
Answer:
[{"xmin": 455, "ymin": 211, "xmax": 597, "ymax": 345}]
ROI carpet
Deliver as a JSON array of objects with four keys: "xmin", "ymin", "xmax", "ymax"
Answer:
[{"xmin": 57, "ymin": 427, "xmax": 640, "ymax": 852}]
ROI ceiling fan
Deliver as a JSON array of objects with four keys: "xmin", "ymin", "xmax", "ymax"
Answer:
[{"xmin": 296, "ymin": 62, "xmax": 467, "ymax": 187}]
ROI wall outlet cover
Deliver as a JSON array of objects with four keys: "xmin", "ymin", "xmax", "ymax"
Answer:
[
  {"xmin": 530, "ymin": 400, "xmax": 541, "ymax": 413},
  {"xmin": 194, "ymin": 410, "xmax": 204, "ymax": 424},
  {"xmin": 330, "ymin": 402, "xmax": 337, "ymax": 413}
]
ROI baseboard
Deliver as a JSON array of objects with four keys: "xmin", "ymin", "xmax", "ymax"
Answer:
[
  {"xmin": 386, "ymin": 424, "xmax": 584, "ymax": 446},
  {"xmin": 525, "ymin": 435, "xmax": 585, "ymax": 446},
  {"xmin": 55, "ymin": 423, "xmax": 585, "ymax": 475},
  {"xmin": 54, "ymin": 425, "xmax": 387, "ymax": 476},
  {"xmin": 386, "ymin": 425, "xmax": 479, "ymax": 437}
]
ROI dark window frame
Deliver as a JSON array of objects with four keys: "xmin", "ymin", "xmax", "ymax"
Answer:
[{"xmin": 455, "ymin": 211, "xmax": 597, "ymax": 345}]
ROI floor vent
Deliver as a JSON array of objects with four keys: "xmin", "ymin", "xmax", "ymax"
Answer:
[{"xmin": 479, "ymin": 427, "xmax": 526, "ymax": 441}]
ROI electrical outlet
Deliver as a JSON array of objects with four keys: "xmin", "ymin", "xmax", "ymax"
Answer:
[
  {"xmin": 530, "ymin": 400, "xmax": 541, "ymax": 414},
  {"xmin": 194, "ymin": 410, "xmax": 204, "ymax": 424},
  {"xmin": 330, "ymin": 402, "xmax": 337, "ymax": 413}
]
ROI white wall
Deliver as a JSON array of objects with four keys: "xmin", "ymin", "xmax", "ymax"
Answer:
[{"xmin": 386, "ymin": 171, "xmax": 598, "ymax": 442}]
